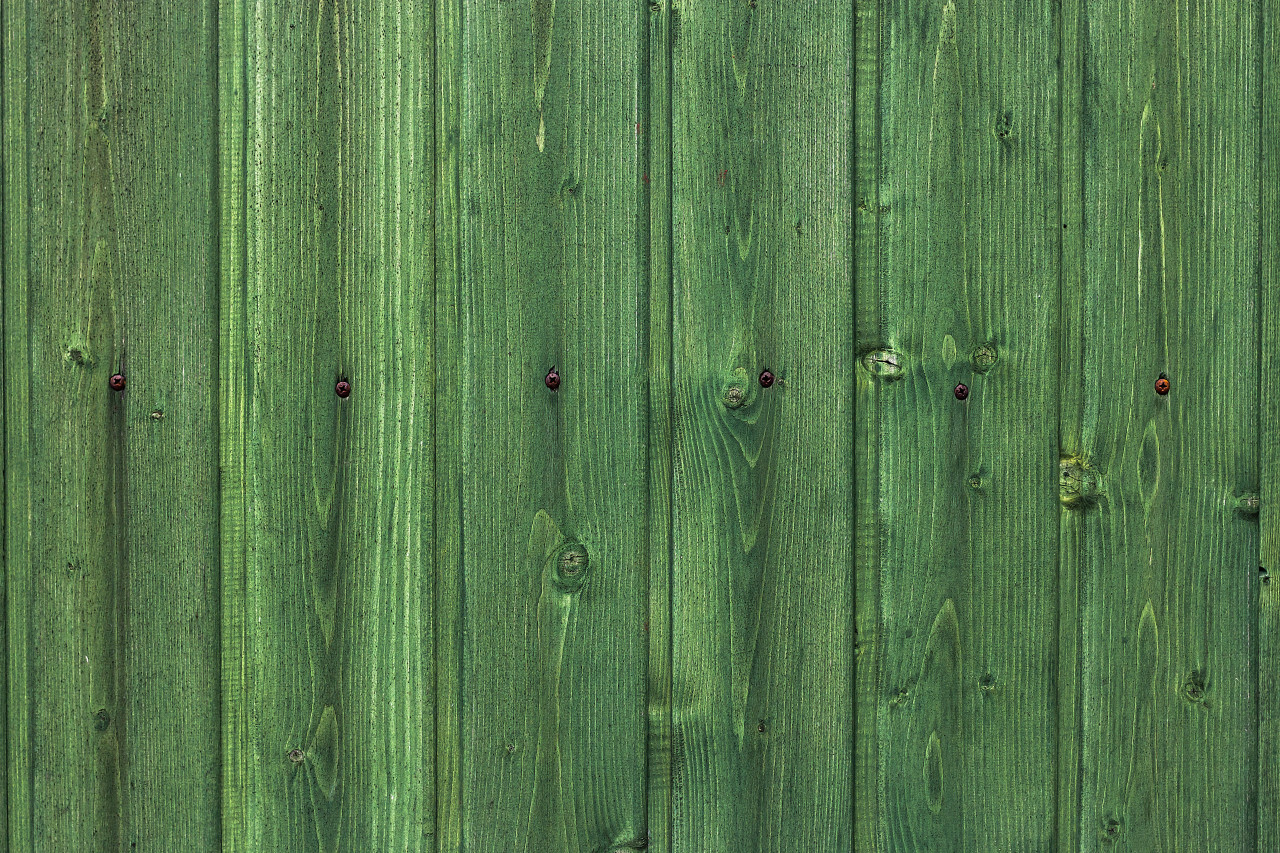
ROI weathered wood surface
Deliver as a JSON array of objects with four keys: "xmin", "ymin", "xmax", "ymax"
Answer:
[
  {"xmin": 434, "ymin": 0, "xmax": 652, "ymax": 849},
  {"xmin": 1, "ymin": 1, "xmax": 1272, "ymax": 850},
  {"xmin": 4, "ymin": 1, "xmax": 222, "ymax": 850},
  {"xmin": 1074, "ymin": 2, "xmax": 1261, "ymax": 850},
  {"xmin": 218, "ymin": 0, "xmax": 437, "ymax": 849}
]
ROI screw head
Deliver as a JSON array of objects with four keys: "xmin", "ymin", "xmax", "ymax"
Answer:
[
  {"xmin": 759, "ymin": 369, "xmax": 775, "ymax": 388},
  {"xmin": 108, "ymin": 373, "xmax": 126, "ymax": 391},
  {"xmin": 1155, "ymin": 376, "xmax": 1170, "ymax": 396},
  {"xmin": 335, "ymin": 380, "xmax": 351, "ymax": 398},
  {"xmin": 545, "ymin": 368, "xmax": 561, "ymax": 391},
  {"xmin": 953, "ymin": 382, "xmax": 969, "ymax": 400}
]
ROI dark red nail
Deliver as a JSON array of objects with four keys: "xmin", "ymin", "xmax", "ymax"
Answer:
[
  {"xmin": 335, "ymin": 380, "xmax": 351, "ymax": 398},
  {"xmin": 759, "ymin": 369, "xmax": 775, "ymax": 388},
  {"xmin": 1155, "ymin": 376, "xmax": 1170, "ymax": 396},
  {"xmin": 545, "ymin": 368, "xmax": 560, "ymax": 391},
  {"xmin": 954, "ymin": 383, "xmax": 969, "ymax": 400},
  {"xmin": 109, "ymin": 373, "xmax": 126, "ymax": 391}
]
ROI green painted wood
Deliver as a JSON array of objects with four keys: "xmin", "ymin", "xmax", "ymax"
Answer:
[
  {"xmin": 1076, "ymin": 1, "xmax": 1261, "ymax": 849},
  {"xmin": 434, "ymin": 0, "xmax": 652, "ymax": 849},
  {"xmin": 669, "ymin": 1, "xmax": 855, "ymax": 848},
  {"xmin": 1056, "ymin": 2, "xmax": 1086, "ymax": 852},
  {"xmin": 1262, "ymin": 0, "xmax": 1280, "ymax": 845},
  {"xmin": 432, "ymin": 0, "xmax": 464, "ymax": 849},
  {"xmin": 218, "ymin": 0, "xmax": 437, "ymax": 848},
  {"xmin": 871, "ymin": 2, "xmax": 1062, "ymax": 848},
  {"xmin": 852, "ymin": 0, "xmax": 883, "ymax": 848},
  {"xmin": 645, "ymin": 2, "xmax": 675, "ymax": 852},
  {"xmin": 4, "ymin": 1, "xmax": 222, "ymax": 849}
]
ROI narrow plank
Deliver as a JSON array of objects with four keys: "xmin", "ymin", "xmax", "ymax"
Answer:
[
  {"xmin": 875, "ymin": 1, "xmax": 1061, "ymax": 848},
  {"xmin": 218, "ymin": 0, "xmax": 251, "ymax": 848},
  {"xmin": 441, "ymin": 0, "xmax": 651, "ymax": 848},
  {"xmin": 433, "ymin": 0, "xmax": 464, "ymax": 847},
  {"xmin": 853, "ymin": 0, "xmax": 883, "ymax": 847},
  {"xmin": 223, "ymin": 1, "xmax": 436, "ymax": 848},
  {"xmin": 669, "ymin": 0, "xmax": 855, "ymax": 848},
  {"xmin": 1077, "ymin": 0, "xmax": 1261, "ymax": 849},
  {"xmin": 646, "ymin": 1, "xmax": 676, "ymax": 852},
  {"xmin": 6, "ymin": 1, "xmax": 222, "ymax": 849},
  {"xmin": 1262, "ymin": 0, "xmax": 1280, "ymax": 844},
  {"xmin": 1057, "ymin": 0, "xmax": 1085, "ymax": 849},
  {"xmin": 2, "ymin": 0, "xmax": 31, "ymax": 846}
]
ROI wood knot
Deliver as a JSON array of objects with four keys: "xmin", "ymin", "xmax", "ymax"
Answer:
[
  {"xmin": 1101, "ymin": 816, "xmax": 1123, "ymax": 842},
  {"xmin": 723, "ymin": 385, "xmax": 747, "ymax": 408},
  {"xmin": 971, "ymin": 342, "xmax": 998, "ymax": 373},
  {"xmin": 861, "ymin": 349, "xmax": 904, "ymax": 380},
  {"xmin": 93, "ymin": 708, "xmax": 111, "ymax": 731},
  {"xmin": 1182, "ymin": 670, "xmax": 1207, "ymax": 703},
  {"xmin": 554, "ymin": 543, "xmax": 590, "ymax": 592},
  {"xmin": 1059, "ymin": 456, "xmax": 1099, "ymax": 508},
  {"xmin": 287, "ymin": 748, "xmax": 306, "ymax": 764},
  {"xmin": 1236, "ymin": 493, "xmax": 1260, "ymax": 516}
]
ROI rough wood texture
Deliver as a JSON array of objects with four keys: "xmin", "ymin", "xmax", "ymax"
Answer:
[
  {"xmin": 867, "ymin": 2, "xmax": 1063, "ymax": 849},
  {"xmin": 3, "ymin": 2, "xmax": 1275, "ymax": 850},
  {"xmin": 1261, "ymin": 0, "xmax": 1279, "ymax": 845},
  {"xmin": 218, "ymin": 0, "xmax": 437, "ymax": 848},
  {"xmin": 1075, "ymin": 1, "xmax": 1261, "ymax": 850},
  {"xmin": 4, "ymin": 1, "xmax": 222, "ymax": 850},
  {"xmin": 433, "ymin": 0, "xmax": 652, "ymax": 849},
  {"xmin": 670, "ymin": 1, "xmax": 855, "ymax": 848}
]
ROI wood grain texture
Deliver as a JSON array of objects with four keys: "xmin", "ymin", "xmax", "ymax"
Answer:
[
  {"xmin": 219, "ymin": 0, "xmax": 436, "ymax": 848},
  {"xmin": 1076, "ymin": 0, "xmax": 1261, "ymax": 849},
  {"xmin": 670, "ymin": 1, "xmax": 855, "ymax": 848},
  {"xmin": 5, "ymin": 1, "xmax": 222, "ymax": 849},
  {"xmin": 1261, "ymin": 0, "xmax": 1279, "ymax": 845},
  {"xmin": 434, "ymin": 0, "xmax": 652, "ymax": 849},
  {"xmin": 853, "ymin": 0, "xmax": 883, "ymax": 848},
  {"xmin": 1057, "ymin": 1, "xmax": 1086, "ymax": 851},
  {"xmin": 871, "ymin": 1, "xmax": 1062, "ymax": 848},
  {"xmin": 645, "ymin": 2, "xmax": 675, "ymax": 852}
]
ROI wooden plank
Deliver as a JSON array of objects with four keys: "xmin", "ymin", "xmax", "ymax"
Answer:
[
  {"xmin": 221, "ymin": 1, "xmax": 437, "ymax": 848},
  {"xmin": 5, "ymin": 1, "xmax": 222, "ymax": 849},
  {"xmin": 1, "ymin": 0, "xmax": 30, "ymax": 846},
  {"xmin": 433, "ymin": 0, "xmax": 464, "ymax": 847},
  {"xmin": 669, "ymin": 1, "xmax": 855, "ymax": 848},
  {"xmin": 1262, "ymin": 0, "xmax": 1280, "ymax": 845},
  {"xmin": 645, "ymin": 1, "xmax": 675, "ymax": 852},
  {"xmin": 1057, "ymin": 0, "xmax": 1085, "ymax": 850},
  {"xmin": 874, "ymin": 1, "xmax": 1061, "ymax": 848},
  {"xmin": 853, "ymin": 0, "xmax": 883, "ymax": 847},
  {"xmin": 1077, "ymin": 0, "xmax": 1261, "ymax": 849},
  {"xmin": 437, "ymin": 0, "xmax": 652, "ymax": 848}
]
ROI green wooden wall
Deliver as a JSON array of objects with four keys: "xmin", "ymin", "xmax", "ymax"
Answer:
[{"xmin": 1, "ymin": 0, "xmax": 1275, "ymax": 850}]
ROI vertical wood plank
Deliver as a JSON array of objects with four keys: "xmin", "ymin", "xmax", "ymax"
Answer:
[
  {"xmin": 437, "ymin": 0, "xmax": 652, "ymax": 849},
  {"xmin": 853, "ymin": 0, "xmax": 883, "ymax": 847},
  {"xmin": 2, "ymin": 0, "xmax": 30, "ymax": 846},
  {"xmin": 1057, "ymin": 0, "xmax": 1085, "ymax": 849},
  {"xmin": 222, "ymin": 1, "xmax": 437, "ymax": 848},
  {"xmin": 670, "ymin": 1, "xmax": 856, "ymax": 848},
  {"xmin": 1262, "ymin": 0, "xmax": 1280, "ymax": 846},
  {"xmin": 875, "ymin": 1, "xmax": 1061, "ymax": 848},
  {"xmin": 6, "ymin": 0, "xmax": 222, "ymax": 849},
  {"xmin": 1077, "ymin": 1, "xmax": 1260, "ymax": 849},
  {"xmin": 646, "ymin": 1, "xmax": 675, "ymax": 852},
  {"xmin": 433, "ymin": 0, "xmax": 464, "ymax": 847}
]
